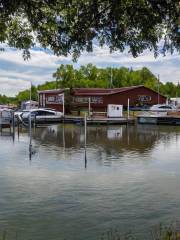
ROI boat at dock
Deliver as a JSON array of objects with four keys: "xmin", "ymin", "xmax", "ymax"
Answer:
[
  {"xmin": 15, "ymin": 108, "xmax": 63, "ymax": 125},
  {"xmin": 137, "ymin": 111, "xmax": 180, "ymax": 125},
  {"xmin": 137, "ymin": 103, "xmax": 180, "ymax": 125}
]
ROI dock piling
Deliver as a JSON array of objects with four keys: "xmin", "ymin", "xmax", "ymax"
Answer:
[
  {"xmin": 12, "ymin": 112, "xmax": 15, "ymax": 141},
  {"xmin": 127, "ymin": 98, "xmax": 130, "ymax": 120},
  {"xmin": 84, "ymin": 113, "xmax": 87, "ymax": 168},
  {"xmin": 33, "ymin": 115, "xmax": 36, "ymax": 132},
  {"xmin": 17, "ymin": 118, "xmax": 20, "ymax": 139},
  {"xmin": 29, "ymin": 113, "xmax": 32, "ymax": 159},
  {"xmin": 0, "ymin": 111, "xmax": 2, "ymax": 135}
]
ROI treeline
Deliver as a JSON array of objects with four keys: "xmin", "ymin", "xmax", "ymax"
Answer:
[
  {"xmin": 0, "ymin": 94, "xmax": 15, "ymax": 105},
  {"xmin": 53, "ymin": 64, "xmax": 180, "ymax": 97},
  {"xmin": 1, "ymin": 64, "xmax": 180, "ymax": 105}
]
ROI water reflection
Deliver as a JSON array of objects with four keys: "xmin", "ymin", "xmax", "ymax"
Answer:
[
  {"xmin": 32, "ymin": 124, "xmax": 180, "ymax": 154},
  {"xmin": 1, "ymin": 124, "xmax": 180, "ymax": 240}
]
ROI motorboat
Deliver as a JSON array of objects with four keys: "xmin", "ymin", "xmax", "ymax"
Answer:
[
  {"xmin": 16, "ymin": 108, "xmax": 63, "ymax": 124},
  {"xmin": 149, "ymin": 104, "xmax": 176, "ymax": 112}
]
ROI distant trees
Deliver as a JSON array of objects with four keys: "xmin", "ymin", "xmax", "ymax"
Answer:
[
  {"xmin": 14, "ymin": 85, "xmax": 38, "ymax": 105},
  {"xmin": 53, "ymin": 64, "xmax": 160, "ymax": 90},
  {"xmin": 53, "ymin": 63, "xmax": 180, "ymax": 98},
  {"xmin": 1, "ymin": 64, "xmax": 180, "ymax": 105},
  {"xmin": 0, "ymin": 94, "xmax": 14, "ymax": 104}
]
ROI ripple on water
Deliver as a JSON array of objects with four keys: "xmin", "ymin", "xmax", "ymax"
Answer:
[{"xmin": 0, "ymin": 125, "xmax": 180, "ymax": 239}]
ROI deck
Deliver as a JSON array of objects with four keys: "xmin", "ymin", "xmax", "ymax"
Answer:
[{"xmin": 63, "ymin": 116, "xmax": 134, "ymax": 125}]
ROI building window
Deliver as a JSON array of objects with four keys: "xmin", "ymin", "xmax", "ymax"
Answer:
[
  {"xmin": 91, "ymin": 97, "xmax": 103, "ymax": 104},
  {"xmin": 74, "ymin": 96, "xmax": 103, "ymax": 104},
  {"xmin": 73, "ymin": 97, "xmax": 89, "ymax": 103},
  {"xmin": 46, "ymin": 94, "xmax": 63, "ymax": 104},
  {"xmin": 138, "ymin": 95, "xmax": 151, "ymax": 102}
]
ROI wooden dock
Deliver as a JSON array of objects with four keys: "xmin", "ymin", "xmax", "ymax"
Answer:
[
  {"xmin": 63, "ymin": 116, "xmax": 135, "ymax": 125},
  {"xmin": 16, "ymin": 114, "xmax": 135, "ymax": 126}
]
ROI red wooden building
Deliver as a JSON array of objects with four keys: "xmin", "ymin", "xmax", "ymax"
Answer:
[
  {"xmin": 38, "ymin": 86, "xmax": 166, "ymax": 113},
  {"xmin": 38, "ymin": 89, "xmax": 64, "ymax": 112},
  {"xmin": 71, "ymin": 85, "xmax": 167, "ymax": 112}
]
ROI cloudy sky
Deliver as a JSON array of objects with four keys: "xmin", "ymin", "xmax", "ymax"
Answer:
[{"xmin": 0, "ymin": 44, "xmax": 179, "ymax": 96}]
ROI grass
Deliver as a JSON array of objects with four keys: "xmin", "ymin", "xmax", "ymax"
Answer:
[
  {"xmin": 1, "ymin": 223, "xmax": 180, "ymax": 240},
  {"xmin": 100, "ymin": 223, "xmax": 180, "ymax": 240}
]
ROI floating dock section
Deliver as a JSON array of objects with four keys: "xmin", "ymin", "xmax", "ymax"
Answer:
[
  {"xmin": 63, "ymin": 116, "xmax": 134, "ymax": 125},
  {"xmin": 63, "ymin": 116, "xmax": 135, "ymax": 125},
  {"xmin": 137, "ymin": 114, "xmax": 180, "ymax": 125}
]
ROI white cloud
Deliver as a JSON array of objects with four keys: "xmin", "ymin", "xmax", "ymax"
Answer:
[
  {"xmin": 0, "ymin": 47, "xmax": 68, "ymax": 68},
  {"xmin": 0, "ymin": 45, "xmax": 179, "ymax": 96},
  {"xmin": 0, "ymin": 78, "xmax": 30, "ymax": 96},
  {"xmin": 77, "ymin": 46, "xmax": 180, "ymax": 83}
]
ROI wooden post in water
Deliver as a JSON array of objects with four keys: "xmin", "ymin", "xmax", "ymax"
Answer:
[
  {"xmin": 29, "ymin": 81, "xmax": 32, "ymax": 160},
  {"xmin": 127, "ymin": 98, "xmax": 130, "ymax": 122},
  {"xmin": 29, "ymin": 113, "xmax": 32, "ymax": 161},
  {"xmin": 17, "ymin": 117, "xmax": 20, "ymax": 139},
  {"xmin": 12, "ymin": 111, "xmax": 15, "ymax": 141},
  {"xmin": 33, "ymin": 114, "xmax": 36, "ymax": 132},
  {"xmin": 0, "ymin": 111, "xmax": 2, "ymax": 135},
  {"xmin": 9, "ymin": 113, "xmax": 12, "ymax": 135},
  {"xmin": 84, "ymin": 113, "xmax": 87, "ymax": 168},
  {"xmin": 62, "ymin": 124, "xmax": 66, "ymax": 149}
]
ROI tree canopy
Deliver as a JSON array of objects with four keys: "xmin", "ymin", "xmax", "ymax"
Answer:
[
  {"xmin": 53, "ymin": 64, "xmax": 179, "ymax": 98},
  {"xmin": 0, "ymin": 0, "xmax": 179, "ymax": 59},
  {"xmin": 1, "ymin": 64, "xmax": 180, "ymax": 105}
]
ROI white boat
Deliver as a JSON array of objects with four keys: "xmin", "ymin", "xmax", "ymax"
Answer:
[
  {"xmin": 16, "ymin": 108, "xmax": 63, "ymax": 124},
  {"xmin": 149, "ymin": 104, "xmax": 176, "ymax": 112}
]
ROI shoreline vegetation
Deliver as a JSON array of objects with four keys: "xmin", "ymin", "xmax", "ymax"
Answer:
[
  {"xmin": 1, "ymin": 64, "xmax": 180, "ymax": 106},
  {"xmin": 1, "ymin": 223, "xmax": 180, "ymax": 240}
]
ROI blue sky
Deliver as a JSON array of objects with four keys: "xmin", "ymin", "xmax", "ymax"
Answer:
[{"xmin": 0, "ymin": 44, "xmax": 179, "ymax": 96}]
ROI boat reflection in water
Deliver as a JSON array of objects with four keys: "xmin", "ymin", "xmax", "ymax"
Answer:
[
  {"xmin": 31, "ymin": 124, "xmax": 180, "ymax": 164},
  {"xmin": 2, "ymin": 124, "xmax": 180, "ymax": 240}
]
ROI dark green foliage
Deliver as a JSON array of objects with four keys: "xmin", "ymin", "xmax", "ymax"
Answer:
[
  {"xmin": 37, "ymin": 81, "xmax": 57, "ymax": 91},
  {"xmin": 0, "ymin": 1, "xmax": 179, "ymax": 60},
  {"xmin": 14, "ymin": 85, "xmax": 37, "ymax": 104},
  {"xmin": 53, "ymin": 64, "xmax": 180, "ymax": 98},
  {"xmin": 1, "ymin": 65, "xmax": 180, "ymax": 105}
]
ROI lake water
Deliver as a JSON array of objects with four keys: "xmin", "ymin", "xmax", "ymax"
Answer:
[{"xmin": 1, "ymin": 124, "xmax": 180, "ymax": 240}]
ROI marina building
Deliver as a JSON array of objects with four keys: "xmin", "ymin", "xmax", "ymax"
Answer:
[
  {"xmin": 71, "ymin": 85, "xmax": 166, "ymax": 113},
  {"xmin": 38, "ymin": 89, "xmax": 64, "ymax": 112},
  {"xmin": 38, "ymin": 85, "xmax": 166, "ymax": 113}
]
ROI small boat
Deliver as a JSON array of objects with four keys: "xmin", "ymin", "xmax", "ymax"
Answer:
[
  {"xmin": 16, "ymin": 108, "xmax": 63, "ymax": 124},
  {"xmin": 149, "ymin": 104, "xmax": 177, "ymax": 112}
]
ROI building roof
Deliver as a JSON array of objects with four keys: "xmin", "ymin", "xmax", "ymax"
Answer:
[
  {"xmin": 72, "ymin": 85, "xmax": 145, "ymax": 96},
  {"xmin": 38, "ymin": 89, "xmax": 64, "ymax": 94}
]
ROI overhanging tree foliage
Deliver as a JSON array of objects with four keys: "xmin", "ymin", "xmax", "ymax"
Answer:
[{"xmin": 0, "ymin": 0, "xmax": 179, "ymax": 59}]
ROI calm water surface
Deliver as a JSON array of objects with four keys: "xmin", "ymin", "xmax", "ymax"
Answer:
[{"xmin": 0, "ymin": 124, "xmax": 180, "ymax": 239}]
